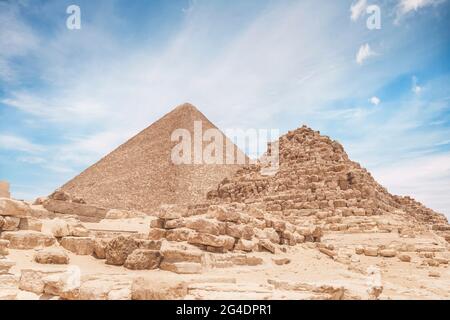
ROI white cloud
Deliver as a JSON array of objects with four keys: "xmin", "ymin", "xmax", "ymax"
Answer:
[
  {"xmin": 356, "ymin": 43, "xmax": 376, "ymax": 65},
  {"xmin": 412, "ymin": 76, "xmax": 422, "ymax": 94},
  {"xmin": 373, "ymin": 152, "xmax": 450, "ymax": 218},
  {"xmin": 0, "ymin": 134, "xmax": 44, "ymax": 153},
  {"xmin": 369, "ymin": 96, "xmax": 381, "ymax": 105},
  {"xmin": 395, "ymin": 0, "xmax": 447, "ymax": 22},
  {"xmin": 0, "ymin": 2, "xmax": 38, "ymax": 82},
  {"xmin": 350, "ymin": 0, "xmax": 367, "ymax": 21},
  {"xmin": 397, "ymin": 0, "xmax": 445, "ymax": 15}
]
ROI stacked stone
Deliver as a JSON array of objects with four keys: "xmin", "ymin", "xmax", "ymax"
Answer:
[
  {"xmin": 207, "ymin": 125, "xmax": 448, "ymax": 234},
  {"xmin": 148, "ymin": 203, "xmax": 321, "ymax": 257}
]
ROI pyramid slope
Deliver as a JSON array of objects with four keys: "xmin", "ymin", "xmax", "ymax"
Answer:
[
  {"xmin": 61, "ymin": 103, "xmax": 248, "ymax": 212},
  {"xmin": 208, "ymin": 125, "xmax": 448, "ymax": 227}
]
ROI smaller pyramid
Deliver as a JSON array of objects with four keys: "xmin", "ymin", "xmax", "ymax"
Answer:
[
  {"xmin": 208, "ymin": 125, "xmax": 448, "ymax": 228},
  {"xmin": 60, "ymin": 103, "xmax": 248, "ymax": 212}
]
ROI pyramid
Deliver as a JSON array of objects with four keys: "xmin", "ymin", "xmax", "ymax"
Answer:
[
  {"xmin": 207, "ymin": 125, "xmax": 448, "ymax": 231},
  {"xmin": 60, "ymin": 103, "xmax": 248, "ymax": 212}
]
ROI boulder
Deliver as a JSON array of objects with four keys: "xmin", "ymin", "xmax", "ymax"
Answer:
[
  {"xmin": 43, "ymin": 199, "xmax": 107, "ymax": 219},
  {"xmin": 161, "ymin": 248, "xmax": 204, "ymax": 264},
  {"xmin": 0, "ymin": 198, "xmax": 30, "ymax": 217},
  {"xmin": 41, "ymin": 218, "xmax": 70, "ymax": 237},
  {"xmin": 379, "ymin": 249, "xmax": 397, "ymax": 258},
  {"xmin": 186, "ymin": 218, "xmax": 220, "ymax": 235},
  {"xmin": 105, "ymin": 236, "xmax": 138, "ymax": 266},
  {"xmin": 164, "ymin": 218, "xmax": 186, "ymax": 229},
  {"xmin": 124, "ymin": 249, "xmax": 161, "ymax": 270},
  {"xmin": 226, "ymin": 223, "xmax": 254, "ymax": 240},
  {"xmin": 166, "ymin": 228, "xmax": 195, "ymax": 242},
  {"xmin": 19, "ymin": 217, "xmax": 42, "ymax": 232},
  {"xmin": 78, "ymin": 278, "xmax": 131, "ymax": 300},
  {"xmin": 209, "ymin": 205, "xmax": 241, "ymax": 222},
  {"xmin": 157, "ymin": 204, "xmax": 186, "ymax": 220},
  {"xmin": 398, "ymin": 253, "xmax": 411, "ymax": 262},
  {"xmin": 136, "ymin": 239, "xmax": 162, "ymax": 250},
  {"xmin": 259, "ymin": 239, "xmax": 276, "ymax": 254},
  {"xmin": 188, "ymin": 232, "xmax": 235, "ymax": 250},
  {"xmin": 273, "ymin": 258, "xmax": 291, "ymax": 265},
  {"xmin": 0, "ymin": 258, "xmax": 15, "ymax": 274},
  {"xmin": 148, "ymin": 228, "xmax": 166, "ymax": 240},
  {"xmin": 363, "ymin": 247, "xmax": 378, "ymax": 257},
  {"xmin": 34, "ymin": 248, "xmax": 70, "ymax": 264},
  {"xmin": 131, "ymin": 277, "xmax": 188, "ymax": 300},
  {"xmin": 1, "ymin": 216, "xmax": 21, "ymax": 231},
  {"xmin": 0, "ymin": 239, "xmax": 9, "ymax": 256},
  {"xmin": 234, "ymin": 239, "xmax": 258, "ymax": 252},
  {"xmin": 159, "ymin": 261, "xmax": 203, "ymax": 274},
  {"xmin": 19, "ymin": 268, "xmax": 66, "ymax": 294},
  {"xmin": 1, "ymin": 231, "xmax": 56, "ymax": 249},
  {"xmin": 60, "ymin": 237, "xmax": 94, "ymax": 255},
  {"xmin": 92, "ymin": 238, "xmax": 110, "ymax": 259}
]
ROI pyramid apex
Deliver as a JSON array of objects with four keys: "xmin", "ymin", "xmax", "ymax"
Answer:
[{"xmin": 173, "ymin": 102, "xmax": 199, "ymax": 112}]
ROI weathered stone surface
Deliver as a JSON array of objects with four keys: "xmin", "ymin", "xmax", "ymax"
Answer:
[
  {"xmin": 226, "ymin": 223, "xmax": 254, "ymax": 240},
  {"xmin": 166, "ymin": 228, "xmax": 195, "ymax": 242},
  {"xmin": 160, "ymin": 261, "xmax": 203, "ymax": 274},
  {"xmin": 164, "ymin": 218, "xmax": 186, "ymax": 229},
  {"xmin": 259, "ymin": 239, "xmax": 276, "ymax": 254},
  {"xmin": 1, "ymin": 216, "xmax": 21, "ymax": 231},
  {"xmin": 78, "ymin": 278, "xmax": 131, "ymax": 300},
  {"xmin": 188, "ymin": 232, "xmax": 235, "ymax": 249},
  {"xmin": 379, "ymin": 249, "xmax": 397, "ymax": 258},
  {"xmin": 186, "ymin": 218, "xmax": 220, "ymax": 235},
  {"xmin": 19, "ymin": 268, "xmax": 66, "ymax": 294},
  {"xmin": 234, "ymin": 239, "xmax": 258, "ymax": 252},
  {"xmin": 363, "ymin": 247, "xmax": 378, "ymax": 257},
  {"xmin": 19, "ymin": 217, "xmax": 42, "ymax": 232},
  {"xmin": 43, "ymin": 199, "xmax": 107, "ymax": 219},
  {"xmin": 161, "ymin": 248, "xmax": 204, "ymax": 264},
  {"xmin": 41, "ymin": 218, "xmax": 70, "ymax": 237},
  {"xmin": 105, "ymin": 209, "xmax": 144, "ymax": 219},
  {"xmin": 1, "ymin": 231, "xmax": 56, "ymax": 249},
  {"xmin": 124, "ymin": 249, "xmax": 161, "ymax": 270},
  {"xmin": 60, "ymin": 237, "xmax": 94, "ymax": 255},
  {"xmin": 0, "ymin": 239, "xmax": 9, "ymax": 256},
  {"xmin": 92, "ymin": 238, "xmax": 110, "ymax": 259},
  {"xmin": 0, "ymin": 198, "xmax": 29, "ymax": 217},
  {"xmin": 0, "ymin": 258, "xmax": 15, "ymax": 274},
  {"xmin": 319, "ymin": 247, "xmax": 336, "ymax": 259},
  {"xmin": 105, "ymin": 236, "xmax": 138, "ymax": 266},
  {"xmin": 34, "ymin": 248, "xmax": 70, "ymax": 264},
  {"xmin": 136, "ymin": 239, "xmax": 162, "ymax": 250},
  {"xmin": 157, "ymin": 204, "xmax": 186, "ymax": 220},
  {"xmin": 148, "ymin": 228, "xmax": 166, "ymax": 240},
  {"xmin": 398, "ymin": 253, "xmax": 411, "ymax": 262},
  {"xmin": 273, "ymin": 258, "xmax": 291, "ymax": 265},
  {"xmin": 131, "ymin": 277, "xmax": 188, "ymax": 300}
]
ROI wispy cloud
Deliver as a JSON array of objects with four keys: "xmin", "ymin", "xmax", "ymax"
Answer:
[
  {"xmin": 395, "ymin": 0, "xmax": 447, "ymax": 22},
  {"xmin": 356, "ymin": 43, "xmax": 376, "ymax": 65},
  {"xmin": 0, "ymin": 134, "xmax": 44, "ymax": 153},
  {"xmin": 350, "ymin": 0, "xmax": 367, "ymax": 21},
  {"xmin": 369, "ymin": 96, "xmax": 381, "ymax": 105}
]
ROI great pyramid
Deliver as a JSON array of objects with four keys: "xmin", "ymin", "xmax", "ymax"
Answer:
[{"xmin": 59, "ymin": 103, "xmax": 248, "ymax": 212}]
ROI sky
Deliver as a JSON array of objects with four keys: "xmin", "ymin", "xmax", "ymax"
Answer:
[{"xmin": 0, "ymin": 0, "xmax": 449, "ymax": 218}]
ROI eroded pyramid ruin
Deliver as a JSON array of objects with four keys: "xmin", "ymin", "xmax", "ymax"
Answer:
[{"xmin": 60, "ymin": 103, "xmax": 248, "ymax": 212}]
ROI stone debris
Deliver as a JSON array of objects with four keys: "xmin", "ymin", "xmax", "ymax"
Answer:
[
  {"xmin": 34, "ymin": 248, "xmax": 70, "ymax": 265},
  {"xmin": 0, "ymin": 105, "xmax": 449, "ymax": 300}
]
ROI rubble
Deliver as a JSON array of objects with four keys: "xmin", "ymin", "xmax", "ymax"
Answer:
[{"xmin": 0, "ymin": 105, "xmax": 449, "ymax": 300}]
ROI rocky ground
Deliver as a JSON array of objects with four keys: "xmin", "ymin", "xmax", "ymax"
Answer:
[{"xmin": 1, "ymin": 197, "xmax": 449, "ymax": 300}]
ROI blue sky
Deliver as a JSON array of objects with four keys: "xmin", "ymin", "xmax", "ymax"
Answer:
[{"xmin": 0, "ymin": 0, "xmax": 449, "ymax": 217}]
